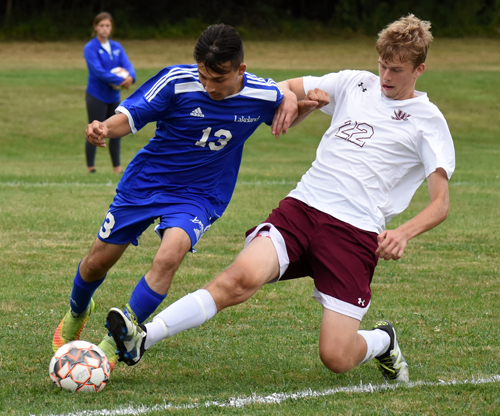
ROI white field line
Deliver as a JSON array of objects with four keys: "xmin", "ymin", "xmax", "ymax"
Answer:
[{"xmin": 32, "ymin": 375, "xmax": 500, "ymax": 416}]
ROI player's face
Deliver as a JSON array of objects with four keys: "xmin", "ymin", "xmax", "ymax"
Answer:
[
  {"xmin": 197, "ymin": 62, "xmax": 246, "ymax": 101},
  {"xmin": 95, "ymin": 19, "xmax": 112, "ymax": 41},
  {"xmin": 378, "ymin": 58, "xmax": 425, "ymax": 100}
]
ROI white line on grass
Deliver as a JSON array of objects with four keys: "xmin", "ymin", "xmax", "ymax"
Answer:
[{"xmin": 33, "ymin": 375, "xmax": 500, "ymax": 416}]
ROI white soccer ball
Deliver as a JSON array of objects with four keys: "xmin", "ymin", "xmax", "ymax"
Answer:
[
  {"xmin": 110, "ymin": 67, "xmax": 129, "ymax": 90},
  {"xmin": 49, "ymin": 340, "xmax": 110, "ymax": 392}
]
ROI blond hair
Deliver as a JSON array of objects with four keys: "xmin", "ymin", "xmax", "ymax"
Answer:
[{"xmin": 376, "ymin": 14, "xmax": 433, "ymax": 68}]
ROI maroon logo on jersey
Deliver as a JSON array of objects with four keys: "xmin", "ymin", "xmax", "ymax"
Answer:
[
  {"xmin": 391, "ymin": 110, "xmax": 411, "ymax": 121},
  {"xmin": 335, "ymin": 120, "xmax": 374, "ymax": 147}
]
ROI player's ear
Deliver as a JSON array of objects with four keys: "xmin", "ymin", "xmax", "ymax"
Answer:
[
  {"xmin": 414, "ymin": 63, "xmax": 425, "ymax": 79},
  {"xmin": 238, "ymin": 63, "xmax": 246, "ymax": 76}
]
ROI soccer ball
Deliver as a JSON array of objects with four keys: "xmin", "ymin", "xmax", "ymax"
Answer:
[
  {"xmin": 110, "ymin": 67, "xmax": 129, "ymax": 90},
  {"xmin": 49, "ymin": 340, "xmax": 110, "ymax": 392}
]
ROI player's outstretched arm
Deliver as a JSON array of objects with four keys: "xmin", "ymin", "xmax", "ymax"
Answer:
[
  {"xmin": 271, "ymin": 78, "xmax": 304, "ymax": 137},
  {"xmin": 291, "ymin": 88, "xmax": 330, "ymax": 127},
  {"xmin": 271, "ymin": 90, "xmax": 299, "ymax": 137},
  {"xmin": 272, "ymin": 78, "xmax": 330, "ymax": 136},
  {"xmin": 85, "ymin": 113, "xmax": 131, "ymax": 147},
  {"xmin": 376, "ymin": 168, "xmax": 449, "ymax": 261},
  {"xmin": 278, "ymin": 78, "xmax": 307, "ymax": 101}
]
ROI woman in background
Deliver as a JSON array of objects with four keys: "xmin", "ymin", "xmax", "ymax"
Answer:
[{"xmin": 84, "ymin": 12, "xmax": 136, "ymax": 174}]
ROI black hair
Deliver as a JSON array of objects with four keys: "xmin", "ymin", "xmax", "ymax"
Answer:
[{"xmin": 193, "ymin": 24, "xmax": 244, "ymax": 74}]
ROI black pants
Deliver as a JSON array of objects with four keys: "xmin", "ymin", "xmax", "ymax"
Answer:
[{"xmin": 85, "ymin": 92, "xmax": 121, "ymax": 168}]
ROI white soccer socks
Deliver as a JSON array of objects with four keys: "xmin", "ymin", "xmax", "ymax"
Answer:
[
  {"xmin": 144, "ymin": 289, "xmax": 217, "ymax": 350},
  {"xmin": 358, "ymin": 329, "xmax": 391, "ymax": 364}
]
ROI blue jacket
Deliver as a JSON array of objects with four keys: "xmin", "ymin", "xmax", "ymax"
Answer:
[{"xmin": 84, "ymin": 37, "xmax": 136, "ymax": 104}]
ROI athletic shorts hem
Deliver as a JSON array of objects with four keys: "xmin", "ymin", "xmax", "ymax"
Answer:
[
  {"xmin": 312, "ymin": 287, "xmax": 370, "ymax": 321},
  {"xmin": 244, "ymin": 223, "xmax": 289, "ymax": 280}
]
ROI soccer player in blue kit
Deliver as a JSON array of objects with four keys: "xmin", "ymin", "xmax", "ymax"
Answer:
[{"xmin": 52, "ymin": 23, "xmax": 298, "ymax": 370}]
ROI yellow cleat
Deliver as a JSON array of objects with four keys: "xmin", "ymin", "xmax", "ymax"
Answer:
[{"xmin": 52, "ymin": 299, "xmax": 96, "ymax": 353}]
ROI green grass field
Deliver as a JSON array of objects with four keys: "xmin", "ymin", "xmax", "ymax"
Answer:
[{"xmin": 0, "ymin": 38, "xmax": 499, "ymax": 415}]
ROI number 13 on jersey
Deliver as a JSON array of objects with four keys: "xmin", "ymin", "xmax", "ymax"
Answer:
[{"xmin": 195, "ymin": 127, "xmax": 232, "ymax": 151}]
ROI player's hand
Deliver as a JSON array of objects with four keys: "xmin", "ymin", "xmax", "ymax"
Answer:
[
  {"xmin": 120, "ymin": 76, "xmax": 134, "ymax": 89},
  {"xmin": 286, "ymin": 88, "xmax": 330, "ymax": 127},
  {"xmin": 376, "ymin": 229, "xmax": 408, "ymax": 261},
  {"xmin": 85, "ymin": 120, "xmax": 108, "ymax": 148},
  {"xmin": 304, "ymin": 88, "xmax": 330, "ymax": 109},
  {"xmin": 296, "ymin": 88, "xmax": 330, "ymax": 113},
  {"xmin": 272, "ymin": 90, "xmax": 298, "ymax": 137}
]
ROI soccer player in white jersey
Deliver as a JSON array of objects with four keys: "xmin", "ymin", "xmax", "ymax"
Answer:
[
  {"xmin": 106, "ymin": 15, "xmax": 455, "ymax": 381},
  {"xmin": 52, "ymin": 24, "xmax": 299, "ymax": 370}
]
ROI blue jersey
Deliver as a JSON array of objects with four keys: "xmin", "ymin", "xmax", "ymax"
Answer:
[
  {"xmin": 116, "ymin": 64, "xmax": 283, "ymax": 219},
  {"xmin": 84, "ymin": 37, "xmax": 136, "ymax": 104}
]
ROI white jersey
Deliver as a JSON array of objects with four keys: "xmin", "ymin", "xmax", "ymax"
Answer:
[{"xmin": 288, "ymin": 70, "xmax": 455, "ymax": 234}]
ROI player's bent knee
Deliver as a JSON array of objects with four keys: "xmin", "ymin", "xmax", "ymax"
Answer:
[
  {"xmin": 151, "ymin": 254, "xmax": 182, "ymax": 274},
  {"xmin": 319, "ymin": 348, "xmax": 355, "ymax": 374},
  {"xmin": 210, "ymin": 268, "xmax": 260, "ymax": 306},
  {"xmin": 218, "ymin": 274, "xmax": 251, "ymax": 300},
  {"xmin": 81, "ymin": 255, "xmax": 111, "ymax": 280}
]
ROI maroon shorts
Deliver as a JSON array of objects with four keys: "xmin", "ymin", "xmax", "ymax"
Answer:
[{"xmin": 247, "ymin": 197, "xmax": 379, "ymax": 308}]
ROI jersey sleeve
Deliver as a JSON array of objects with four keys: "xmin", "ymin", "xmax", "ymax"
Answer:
[
  {"xmin": 263, "ymin": 82, "xmax": 283, "ymax": 126},
  {"xmin": 116, "ymin": 68, "xmax": 175, "ymax": 133},
  {"xmin": 302, "ymin": 73, "xmax": 341, "ymax": 116},
  {"xmin": 417, "ymin": 114, "xmax": 456, "ymax": 180},
  {"xmin": 241, "ymin": 74, "xmax": 284, "ymax": 126},
  {"xmin": 303, "ymin": 71, "xmax": 361, "ymax": 117}
]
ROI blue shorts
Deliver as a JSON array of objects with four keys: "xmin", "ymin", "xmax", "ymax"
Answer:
[{"xmin": 97, "ymin": 192, "xmax": 212, "ymax": 249}]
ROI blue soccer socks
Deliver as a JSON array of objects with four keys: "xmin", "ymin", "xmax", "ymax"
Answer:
[
  {"xmin": 126, "ymin": 276, "xmax": 167, "ymax": 324},
  {"xmin": 70, "ymin": 262, "xmax": 105, "ymax": 315}
]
